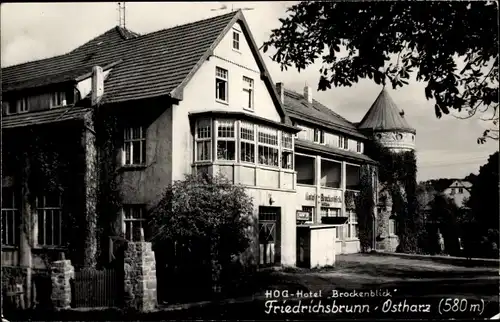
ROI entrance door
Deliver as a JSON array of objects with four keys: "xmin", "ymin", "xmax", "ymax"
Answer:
[{"xmin": 258, "ymin": 206, "xmax": 280, "ymax": 266}]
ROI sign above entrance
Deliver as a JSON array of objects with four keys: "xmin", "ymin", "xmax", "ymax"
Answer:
[{"xmin": 305, "ymin": 191, "xmax": 343, "ymax": 207}]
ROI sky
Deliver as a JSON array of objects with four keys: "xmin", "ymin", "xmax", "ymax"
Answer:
[{"xmin": 1, "ymin": 1, "xmax": 498, "ymax": 181}]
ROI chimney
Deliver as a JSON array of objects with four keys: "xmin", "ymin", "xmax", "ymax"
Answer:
[
  {"xmin": 304, "ymin": 85, "xmax": 313, "ymax": 104},
  {"xmin": 275, "ymin": 82, "xmax": 284, "ymax": 104},
  {"xmin": 91, "ymin": 66, "xmax": 104, "ymax": 106}
]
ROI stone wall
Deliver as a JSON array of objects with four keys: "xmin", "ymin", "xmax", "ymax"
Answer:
[
  {"xmin": 123, "ymin": 242, "xmax": 157, "ymax": 312},
  {"xmin": 50, "ymin": 260, "xmax": 74, "ymax": 310}
]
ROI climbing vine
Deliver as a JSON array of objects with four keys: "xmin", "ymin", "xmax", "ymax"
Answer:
[{"xmin": 365, "ymin": 141, "xmax": 421, "ymax": 253}]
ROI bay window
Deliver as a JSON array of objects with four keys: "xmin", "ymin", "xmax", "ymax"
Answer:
[
  {"xmin": 196, "ymin": 119, "xmax": 212, "ymax": 161},
  {"xmin": 281, "ymin": 132, "xmax": 293, "ymax": 169},
  {"xmin": 240, "ymin": 121, "xmax": 255, "ymax": 163},
  {"xmin": 257, "ymin": 125, "xmax": 279, "ymax": 167},
  {"xmin": 216, "ymin": 120, "xmax": 236, "ymax": 160}
]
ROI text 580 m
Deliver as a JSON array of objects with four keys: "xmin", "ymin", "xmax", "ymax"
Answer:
[{"xmin": 438, "ymin": 298, "xmax": 484, "ymax": 315}]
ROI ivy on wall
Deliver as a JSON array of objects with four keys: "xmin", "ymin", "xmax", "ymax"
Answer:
[{"xmin": 365, "ymin": 141, "xmax": 421, "ymax": 253}]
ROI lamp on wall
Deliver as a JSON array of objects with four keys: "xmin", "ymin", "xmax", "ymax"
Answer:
[{"xmin": 268, "ymin": 193, "xmax": 275, "ymax": 205}]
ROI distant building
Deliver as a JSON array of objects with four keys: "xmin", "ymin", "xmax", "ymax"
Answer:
[{"xmin": 443, "ymin": 180, "xmax": 472, "ymax": 208}]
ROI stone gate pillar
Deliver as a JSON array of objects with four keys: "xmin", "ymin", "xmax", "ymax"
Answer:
[
  {"xmin": 123, "ymin": 242, "xmax": 157, "ymax": 312},
  {"xmin": 50, "ymin": 259, "xmax": 74, "ymax": 310}
]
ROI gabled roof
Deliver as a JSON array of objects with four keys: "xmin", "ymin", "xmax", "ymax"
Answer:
[
  {"xmin": 282, "ymin": 88, "xmax": 367, "ymax": 139},
  {"xmin": 2, "ymin": 10, "xmax": 291, "ymax": 125},
  {"xmin": 358, "ymin": 88, "xmax": 415, "ymax": 134}
]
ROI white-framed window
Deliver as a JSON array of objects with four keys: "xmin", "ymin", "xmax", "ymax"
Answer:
[
  {"xmin": 216, "ymin": 120, "xmax": 236, "ymax": 160},
  {"xmin": 1, "ymin": 188, "xmax": 20, "ymax": 246},
  {"xmin": 232, "ymin": 29, "xmax": 241, "ymax": 51},
  {"xmin": 301, "ymin": 206, "xmax": 314, "ymax": 222},
  {"xmin": 196, "ymin": 119, "xmax": 212, "ymax": 162},
  {"xmin": 356, "ymin": 141, "xmax": 362, "ymax": 153},
  {"xmin": 123, "ymin": 126, "xmax": 146, "ymax": 165},
  {"xmin": 50, "ymin": 91, "xmax": 66, "ymax": 108},
  {"xmin": 389, "ymin": 218, "xmax": 396, "ymax": 236},
  {"xmin": 242, "ymin": 76, "xmax": 254, "ymax": 110},
  {"xmin": 257, "ymin": 125, "xmax": 279, "ymax": 167},
  {"xmin": 281, "ymin": 132, "xmax": 293, "ymax": 169},
  {"xmin": 339, "ymin": 136, "xmax": 349, "ymax": 149},
  {"xmin": 320, "ymin": 207, "xmax": 340, "ymax": 218},
  {"xmin": 458, "ymin": 187, "xmax": 464, "ymax": 194},
  {"xmin": 35, "ymin": 193, "xmax": 63, "ymax": 247},
  {"xmin": 347, "ymin": 209, "xmax": 358, "ymax": 239},
  {"xmin": 16, "ymin": 97, "xmax": 29, "ymax": 113},
  {"xmin": 216, "ymin": 67, "xmax": 228, "ymax": 103},
  {"xmin": 123, "ymin": 204, "xmax": 146, "ymax": 242},
  {"xmin": 314, "ymin": 129, "xmax": 325, "ymax": 144},
  {"xmin": 240, "ymin": 121, "xmax": 255, "ymax": 163}
]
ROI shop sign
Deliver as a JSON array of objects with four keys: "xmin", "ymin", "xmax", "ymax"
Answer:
[
  {"xmin": 305, "ymin": 193, "xmax": 342, "ymax": 206},
  {"xmin": 296, "ymin": 211, "xmax": 311, "ymax": 221}
]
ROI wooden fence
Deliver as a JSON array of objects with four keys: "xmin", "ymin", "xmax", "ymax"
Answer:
[{"xmin": 71, "ymin": 267, "xmax": 122, "ymax": 308}]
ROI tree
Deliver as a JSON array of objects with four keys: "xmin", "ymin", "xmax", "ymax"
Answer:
[
  {"xmin": 428, "ymin": 194, "xmax": 461, "ymax": 256},
  {"xmin": 263, "ymin": 1, "xmax": 499, "ymax": 142},
  {"xmin": 148, "ymin": 173, "xmax": 254, "ymax": 298},
  {"xmin": 467, "ymin": 151, "xmax": 499, "ymax": 235}
]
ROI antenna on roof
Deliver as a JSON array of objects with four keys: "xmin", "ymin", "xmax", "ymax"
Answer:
[{"xmin": 118, "ymin": 2, "xmax": 126, "ymax": 28}]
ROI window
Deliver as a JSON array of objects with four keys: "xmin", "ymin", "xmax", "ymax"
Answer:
[
  {"xmin": 50, "ymin": 91, "xmax": 66, "ymax": 108},
  {"xmin": 301, "ymin": 206, "xmax": 314, "ymax": 222},
  {"xmin": 16, "ymin": 97, "xmax": 29, "ymax": 113},
  {"xmin": 123, "ymin": 205, "xmax": 146, "ymax": 241},
  {"xmin": 320, "ymin": 159, "xmax": 341, "ymax": 188},
  {"xmin": 242, "ymin": 76, "xmax": 254, "ymax": 110},
  {"xmin": 257, "ymin": 125, "xmax": 279, "ymax": 167},
  {"xmin": 356, "ymin": 142, "xmax": 362, "ymax": 153},
  {"xmin": 314, "ymin": 129, "xmax": 325, "ymax": 144},
  {"xmin": 320, "ymin": 207, "xmax": 340, "ymax": 218},
  {"xmin": 296, "ymin": 154, "xmax": 315, "ymax": 185},
  {"xmin": 240, "ymin": 121, "xmax": 255, "ymax": 163},
  {"xmin": 216, "ymin": 67, "xmax": 228, "ymax": 102},
  {"xmin": 36, "ymin": 193, "xmax": 63, "ymax": 247},
  {"xmin": 458, "ymin": 187, "xmax": 464, "ymax": 194},
  {"xmin": 346, "ymin": 164, "xmax": 360, "ymax": 190},
  {"xmin": 347, "ymin": 209, "xmax": 358, "ymax": 239},
  {"xmin": 1, "ymin": 188, "xmax": 20, "ymax": 246},
  {"xmin": 217, "ymin": 120, "xmax": 236, "ymax": 160},
  {"xmin": 281, "ymin": 132, "xmax": 293, "ymax": 169},
  {"xmin": 451, "ymin": 188, "xmax": 456, "ymax": 195},
  {"xmin": 196, "ymin": 119, "xmax": 212, "ymax": 161},
  {"xmin": 232, "ymin": 30, "xmax": 241, "ymax": 51},
  {"xmin": 123, "ymin": 126, "xmax": 146, "ymax": 165},
  {"xmin": 343, "ymin": 137, "xmax": 349, "ymax": 149}
]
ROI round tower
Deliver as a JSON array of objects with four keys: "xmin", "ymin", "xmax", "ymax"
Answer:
[{"xmin": 358, "ymin": 88, "xmax": 416, "ymax": 152}]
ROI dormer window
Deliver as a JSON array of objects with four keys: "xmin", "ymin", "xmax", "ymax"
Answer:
[
  {"xmin": 14, "ymin": 97, "xmax": 29, "ymax": 114},
  {"xmin": 51, "ymin": 92, "xmax": 66, "ymax": 108},
  {"xmin": 314, "ymin": 129, "xmax": 324, "ymax": 144},
  {"xmin": 232, "ymin": 29, "xmax": 241, "ymax": 51}
]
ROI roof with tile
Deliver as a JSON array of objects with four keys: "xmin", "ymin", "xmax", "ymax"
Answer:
[
  {"xmin": 282, "ymin": 88, "xmax": 367, "ymax": 140},
  {"xmin": 295, "ymin": 139, "xmax": 376, "ymax": 164},
  {"xmin": 1, "ymin": 106, "xmax": 91, "ymax": 129},
  {"xmin": 358, "ymin": 88, "xmax": 416, "ymax": 133},
  {"xmin": 1, "ymin": 11, "xmax": 237, "ymax": 104}
]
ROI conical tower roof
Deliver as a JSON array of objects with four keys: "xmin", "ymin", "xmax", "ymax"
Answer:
[{"xmin": 358, "ymin": 88, "xmax": 415, "ymax": 133}]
